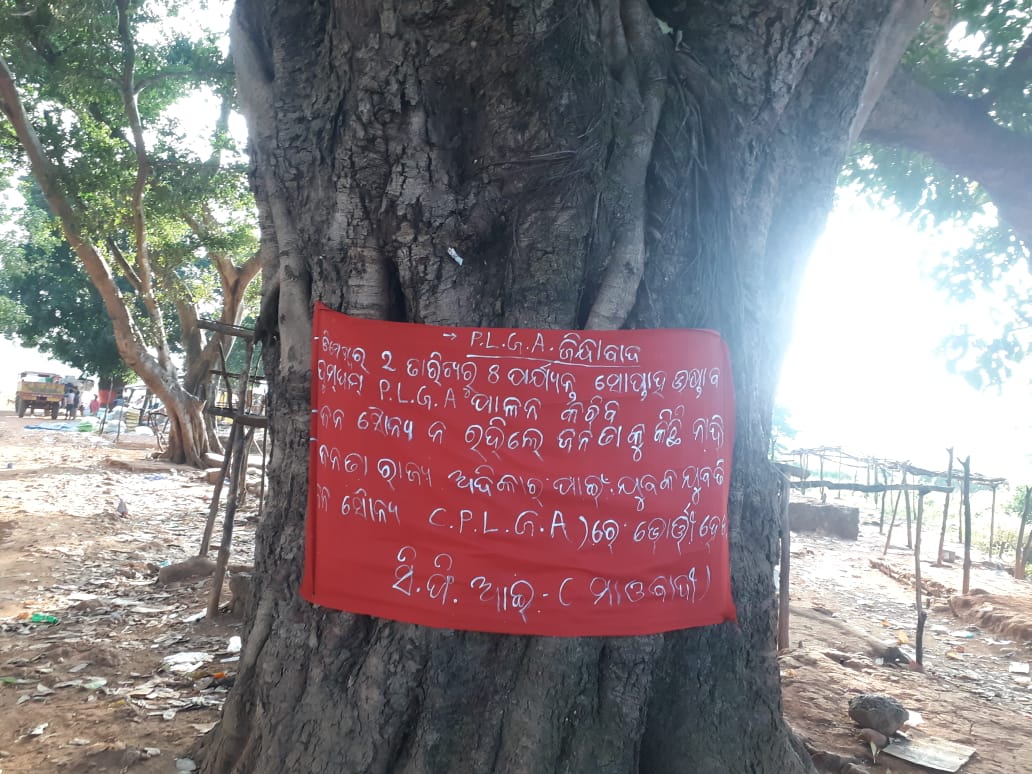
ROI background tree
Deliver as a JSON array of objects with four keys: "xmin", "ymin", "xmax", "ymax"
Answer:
[
  {"xmin": 849, "ymin": 0, "xmax": 1032, "ymax": 387},
  {"xmin": 1009, "ymin": 486, "xmax": 1032, "ymax": 578},
  {"xmin": 198, "ymin": 2, "xmax": 950, "ymax": 772},
  {"xmin": 0, "ymin": 0, "xmax": 259, "ymax": 464},
  {"xmin": 770, "ymin": 404, "xmax": 798, "ymax": 459}
]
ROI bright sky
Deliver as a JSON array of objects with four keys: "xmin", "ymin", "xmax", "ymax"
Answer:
[
  {"xmin": 777, "ymin": 192, "xmax": 1032, "ymax": 484},
  {"xmin": 0, "ymin": 337, "xmax": 73, "ymax": 405}
]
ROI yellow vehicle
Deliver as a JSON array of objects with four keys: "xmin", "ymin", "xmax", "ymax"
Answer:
[{"xmin": 15, "ymin": 371, "xmax": 65, "ymax": 419}]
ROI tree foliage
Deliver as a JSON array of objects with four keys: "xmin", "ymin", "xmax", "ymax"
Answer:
[
  {"xmin": 0, "ymin": 186, "xmax": 134, "ymax": 383},
  {"xmin": 0, "ymin": 0, "xmax": 260, "ymax": 463},
  {"xmin": 850, "ymin": 0, "xmax": 1032, "ymax": 388}
]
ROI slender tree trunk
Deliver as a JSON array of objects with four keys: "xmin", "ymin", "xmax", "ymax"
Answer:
[
  {"xmin": 1016, "ymin": 488, "xmax": 1030, "ymax": 581},
  {"xmin": 202, "ymin": 2, "xmax": 922, "ymax": 772}
]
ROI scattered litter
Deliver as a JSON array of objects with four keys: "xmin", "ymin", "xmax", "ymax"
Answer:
[
  {"xmin": 69, "ymin": 738, "xmax": 91, "ymax": 746},
  {"xmin": 27, "ymin": 723, "xmax": 48, "ymax": 736},
  {"xmin": 948, "ymin": 630, "xmax": 975, "ymax": 639},
  {"xmin": 182, "ymin": 610, "xmax": 206, "ymax": 623},
  {"xmin": 447, "ymin": 247, "xmax": 464, "ymax": 266},
  {"xmin": 175, "ymin": 758, "xmax": 198, "ymax": 771},
  {"xmin": 1009, "ymin": 662, "xmax": 1030, "ymax": 674},
  {"xmin": 227, "ymin": 635, "xmax": 241, "ymax": 654},
  {"xmin": 28, "ymin": 613, "xmax": 59, "ymax": 624}
]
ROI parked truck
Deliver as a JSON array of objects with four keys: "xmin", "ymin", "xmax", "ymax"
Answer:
[{"xmin": 15, "ymin": 371, "xmax": 65, "ymax": 419}]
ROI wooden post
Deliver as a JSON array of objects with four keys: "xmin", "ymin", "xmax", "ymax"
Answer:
[
  {"xmin": 962, "ymin": 457, "xmax": 972, "ymax": 594},
  {"xmin": 988, "ymin": 484, "xmax": 998, "ymax": 558},
  {"xmin": 777, "ymin": 474, "xmax": 791, "ymax": 651},
  {"xmin": 914, "ymin": 490, "xmax": 927, "ymax": 665},
  {"xmin": 207, "ymin": 419, "xmax": 250, "ymax": 618},
  {"xmin": 935, "ymin": 447, "xmax": 954, "ymax": 566}
]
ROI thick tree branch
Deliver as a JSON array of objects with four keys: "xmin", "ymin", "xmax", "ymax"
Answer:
[
  {"xmin": 862, "ymin": 67, "xmax": 1032, "ymax": 263},
  {"xmin": 105, "ymin": 238, "xmax": 143, "ymax": 291}
]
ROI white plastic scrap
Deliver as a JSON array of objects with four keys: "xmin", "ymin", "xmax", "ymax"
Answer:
[
  {"xmin": 447, "ymin": 247, "xmax": 464, "ymax": 266},
  {"xmin": 161, "ymin": 651, "xmax": 212, "ymax": 674}
]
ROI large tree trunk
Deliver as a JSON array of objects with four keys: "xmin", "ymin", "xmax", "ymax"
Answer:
[{"xmin": 203, "ymin": 2, "xmax": 916, "ymax": 771}]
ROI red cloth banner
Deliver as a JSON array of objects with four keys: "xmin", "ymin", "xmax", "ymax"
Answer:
[{"xmin": 302, "ymin": 303, "xmax": 737, "ymax": 636}]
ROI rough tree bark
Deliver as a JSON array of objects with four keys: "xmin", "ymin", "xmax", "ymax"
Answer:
[{"xmin": 202, "ymin": 2, "xmax": 922, "ymax": 772}]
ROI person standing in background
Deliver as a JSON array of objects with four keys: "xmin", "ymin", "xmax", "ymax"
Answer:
[{"xmin": 63, "ymin": 385, "xmax": 75, "ymax": 419}]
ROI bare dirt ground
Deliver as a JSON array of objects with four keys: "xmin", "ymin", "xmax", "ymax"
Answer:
[
  {"xmin": 0, "ymin": 412, "xmax": 255, "ymax": 773},
  {"xmin": 784, "ymin": 500, "xmax": 1032, "ymax": 773},
  {"xmin": 0, "ymin": 413, "xmax": 1029, "ymax": 773}
]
